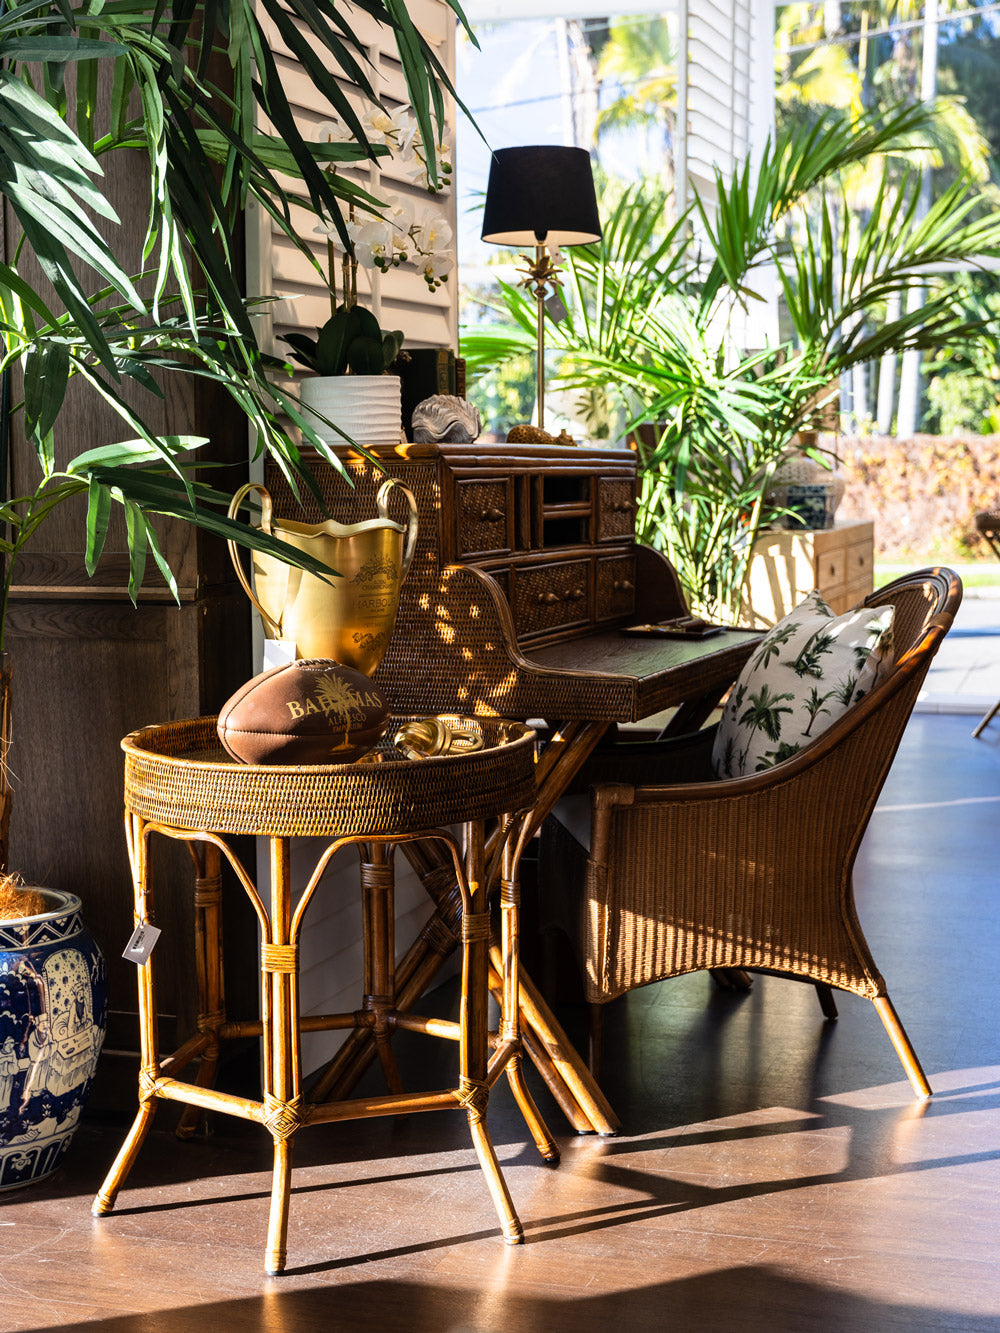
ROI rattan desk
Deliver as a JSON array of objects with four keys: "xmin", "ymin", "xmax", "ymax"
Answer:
[
  {"xmin": 92, "ymin": 716, "xmax": 557, "ymax": 1274},
  {"xmin": 261, "ymin": 447, "xmax": 763, "ymax": 1136}
]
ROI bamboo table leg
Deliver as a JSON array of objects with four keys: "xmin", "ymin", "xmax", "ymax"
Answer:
[
  {"xmin": 93, "ymin": 814, "xmax": 161, "ymax": 1216},
  {"xmin": 459, "ymin": 820, "xmax": 523, "ymax": 1243},
  {"xmin": 262, "ymin": 836, "xmax": 301, "ymax": 1276},
  {"xmin": 309, "ymin": 722, "xmax": 621, "ymax": 1133},
  {"xmin": 361, "ymin": 844, "xmax": 404, "ymax": 1095},
  {"xmin": 176, "ymin": 841, "xmax": 225, "ymax": 1140},
  {"xmin": 496, "ymin": 817, "xmax": 560, "ymax": 1165}
]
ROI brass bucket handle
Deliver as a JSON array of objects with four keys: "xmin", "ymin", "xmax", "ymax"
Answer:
[
  {"xmin": 393, "ymin": 717, "xmax": 485, "ymax": 760},
  {"xmin": 227, "ymin": 482, "xmax": 283, "ymax": 638},
  {"xmin": 376, "ymin": 477, "xmax": 418, "ymax": 578}
]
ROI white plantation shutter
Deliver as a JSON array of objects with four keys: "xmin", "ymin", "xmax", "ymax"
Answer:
[
  {"xmin": 677, "ymin": 0, "xmax": 772, "ymax": 219},
  {"xmin": 247, "ymin": 0, "xmax": 458, "ymax": 359},
  {"xmin": 677, "ymin": 0, "xmax": 776, "ymax": 347}
]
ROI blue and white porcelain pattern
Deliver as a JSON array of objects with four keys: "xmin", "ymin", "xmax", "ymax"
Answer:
[{"xmin": 0, "ymin": 890, "xmax": 107, "ymax": 1190}]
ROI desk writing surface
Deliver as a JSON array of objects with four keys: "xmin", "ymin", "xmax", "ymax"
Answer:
[{"xmin": 518, "ymin": 626, "xmax": 760, "ymax": 723}]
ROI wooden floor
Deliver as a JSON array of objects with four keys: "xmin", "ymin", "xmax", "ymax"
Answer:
[{"xmin": 3, "ymin": 712, "xmax": 999, "ymax": 1332}]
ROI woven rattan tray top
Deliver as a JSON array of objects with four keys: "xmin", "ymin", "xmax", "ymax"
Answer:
[{"xmin": 123, "ymin": 716, "xmax": 537, "ymax": 838}]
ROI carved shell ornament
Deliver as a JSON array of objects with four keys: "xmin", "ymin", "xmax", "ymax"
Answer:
[{"xmin": 411, "ymin": 395, "xmax": 482, "ymax": 444}]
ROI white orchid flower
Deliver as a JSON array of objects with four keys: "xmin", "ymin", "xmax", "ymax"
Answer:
[
  {"xmin": 353, "ymin": 218, "xmax": 395, "ymax": 270},
  {"xmin": 410, "ymin": 208, "xmax": 453, "ymax": 256},
  {"xmin": 418, "ymin": 251, "xmax": 454, "ymax": 290},
  {"xmin": 361, "ymin": 102, "xmax": 418, "ymax": 154},
  {"xmin": 383, "ymin": 192, "xmax": 416, "ymax": 236},
  {"xmin": 314, "ymin": 119, "xmax": 353, "ymax": 144},
  {"xmin": 313, "ymin": 213, "xmax": 361, "ymax": 249}
]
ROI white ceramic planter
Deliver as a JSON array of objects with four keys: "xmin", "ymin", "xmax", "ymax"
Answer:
[{"xmin": 299, "ymin": 375, "xmax": 403, "ymax": 448}]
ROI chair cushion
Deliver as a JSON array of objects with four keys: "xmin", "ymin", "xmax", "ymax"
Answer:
[{"xmin": 712, "ymin": 590, "xmax": 895, "ymax": 777}]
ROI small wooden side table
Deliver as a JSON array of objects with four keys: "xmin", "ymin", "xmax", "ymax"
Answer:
[
  {"xmin": 92, "ymin": 716, "xmax": 557, "ymax": 1274},
  {"xmin": 742, "ymin": 519, "xmax": 875, "ymax": 627}
]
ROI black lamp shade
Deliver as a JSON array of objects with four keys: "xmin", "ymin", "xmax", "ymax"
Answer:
[{"xmin": 481, "ymin": 146, "xmax": 602, "ymax": 247}]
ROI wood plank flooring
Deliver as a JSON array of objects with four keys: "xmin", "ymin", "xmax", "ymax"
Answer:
[{"xmin": 2, "ymin": 713, "xmax": 999, "ymax": 1332}]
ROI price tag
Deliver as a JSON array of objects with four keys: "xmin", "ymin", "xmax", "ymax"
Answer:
[
  {"xmin": 545, "ymin": 292, "xmax": 569, "ymax": 323},
  {"xmin": 122, "ymin": 923, "xmax": 161, "ymax": 965},
  {"xmin": 263, "ymin": 639, "xmax": 297, "ymax": 669}
]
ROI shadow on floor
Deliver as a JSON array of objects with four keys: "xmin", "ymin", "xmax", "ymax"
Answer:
[{"xmin": 26, "ymin": 1270, "xmax": 1000, "ymax": 1333}]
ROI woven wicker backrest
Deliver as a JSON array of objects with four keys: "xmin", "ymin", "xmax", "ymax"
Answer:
[{"xmin": 863, "ymin": 565, "xmax": 960, "ymax": 667}]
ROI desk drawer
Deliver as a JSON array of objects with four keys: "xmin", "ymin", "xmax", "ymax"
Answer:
[
  {"xmin": 597, "ymin": 479, "xmax": 636, "ymax": 541},
  {"xmin": 455, "ymin": 478, "xmax": 513, "ymax": 556},
  {"xmin": 596, "ymin": 554, "xmax": 636, "ymax": 620},
  {"xmin": 513, "ymin": 559, "xmax": 590, "ymax": 637}
]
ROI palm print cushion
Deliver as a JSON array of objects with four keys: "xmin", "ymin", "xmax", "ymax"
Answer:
[{"xmin": 712, "ymin": 590, "xmax": 895, "ymax": 778}]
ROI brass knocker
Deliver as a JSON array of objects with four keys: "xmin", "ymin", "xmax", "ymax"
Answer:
[{"xmin": 392, "ymin": 717, "xmax": 485, "ymax": 761}]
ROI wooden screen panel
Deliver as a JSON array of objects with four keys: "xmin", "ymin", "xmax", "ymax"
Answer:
[{"xmin": 5, "ymin": 595, "xmax": 256, "ymax": 1047}]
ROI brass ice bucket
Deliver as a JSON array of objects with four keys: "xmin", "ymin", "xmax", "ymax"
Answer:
[{"xmin": 227, "ymin": 479, "xmax": 418, "ymax": 675}]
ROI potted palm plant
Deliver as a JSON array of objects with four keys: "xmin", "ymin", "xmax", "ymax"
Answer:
[
  {"xmin": 0, "ymin": 0, "xmax": 466, "ymax": 1184},
  {"xmin": 463, "ymin": 101, "xmax": 1000, "ymax": 619}
]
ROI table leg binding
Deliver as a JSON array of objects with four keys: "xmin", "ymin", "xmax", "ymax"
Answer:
[
  {"xmin": 261, "ymin": 942, "xmax": 298, "ymax": 974},
  {"xmin": 461, "ymin": 912, "xmax": 491, "ymax": 943},
  {"xmin": 264, "ymin": 1093, "xmax": 304, "ymax": 1142},
  {"xmin": 138, "ymin": 1065, "xmax": 160, "ymax": 1100},
  {"xmin": 499, "ymin": 881, "xmax": 519, "ymax": 908},
  {"xmin": 193, "ymin": 874, "xmax": 222, "ymax": 906},
  {"xmin": 457, "ymin": 1075, "xmax": 489, "ymax": 1118},
  {"xmin": 420, "ymin": 912, "xmax": 460, "ymax": 956}
]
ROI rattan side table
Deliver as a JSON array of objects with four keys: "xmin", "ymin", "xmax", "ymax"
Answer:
[{"xmin": 92, "ymin": 716, "xmax": 558, "ymax": 1274}]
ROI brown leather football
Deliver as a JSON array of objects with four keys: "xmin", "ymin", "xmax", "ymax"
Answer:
[{"xmin": 217, "ymin": 658, "xmax": 389, "ymax": 765}]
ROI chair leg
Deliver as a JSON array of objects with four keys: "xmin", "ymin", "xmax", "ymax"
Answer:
[
  {"xmin": 710, "ymin": 968, "xmax": 753, "ymax": 992},
  {"xmin": 972, "ymin": 697, "xmax": 1000, "ymax": 738},
  {"xmin": 873, "ymin": 995, "xmax": 932, "ymax": 1098},
  {"xmin": 588, "ymin": 1003, "xmax": 603, "ymax": 1078},
  {"xmin": 815, "ymin": 982, "xmax": 839, "ymax": 1020}
]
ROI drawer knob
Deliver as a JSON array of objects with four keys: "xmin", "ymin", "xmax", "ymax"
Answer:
[
  {"xmin": 537, "ymin": 587, "xmax": 585, "ymax": 605},
  {"xmin": 612, "ymin": 500, "xmax": 634, "ymax": 514},
  {"xmin": 480, "ymin": 507, "xmax": 504, "ymax": 522},
  {"xmin": 613, "ymin": 579, "xmax": 634, "ymax": 593}
]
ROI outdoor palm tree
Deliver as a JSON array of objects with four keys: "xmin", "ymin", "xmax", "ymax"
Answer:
[
  {"xmin": 594, "ymin": 15, "xmax": 677, "ymax": 189},
  {"xmin": 775, "ymin": 0, "xmax": 993, "ymax": 430}
]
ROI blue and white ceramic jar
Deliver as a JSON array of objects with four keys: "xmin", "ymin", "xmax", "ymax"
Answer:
[{"xmin": 0, "ymin": 889, "xmax": 107, "ymax": 1190}]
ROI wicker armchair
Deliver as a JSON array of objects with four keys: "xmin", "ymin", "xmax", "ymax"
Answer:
[{"xmin": 539, "ymin": 567, "xmax": 962, "ymax": 1099}]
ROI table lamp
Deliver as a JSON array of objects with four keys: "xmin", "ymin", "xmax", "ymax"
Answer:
[{"xmin": 481, "ymin": 145, "xmax": 602, "ymax": 431}]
